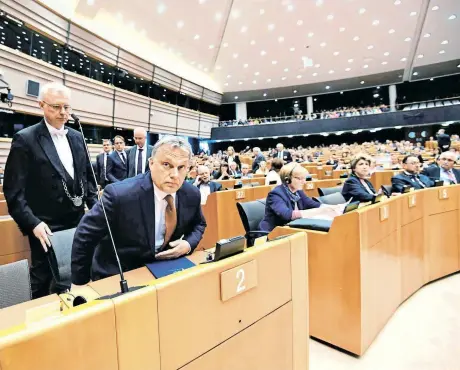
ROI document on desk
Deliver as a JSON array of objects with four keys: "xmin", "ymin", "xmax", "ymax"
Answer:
[
  {"xmin": 300, "ymin": 205, "xmax": 344, "ymax": 221},
  {"xmin": 146, "ymin": 257, "xmax": 196, "ymax": 279}
]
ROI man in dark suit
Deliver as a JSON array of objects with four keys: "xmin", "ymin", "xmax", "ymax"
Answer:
[
  {"xmin": 95, "ymin": 139, "xmax": 112, "ymax": 189},
  {"xmin": 436, "ymin": 129, "xmax": 451, "ymax": 153},
  {"xmin": 252, "ymin": 147, "xmax": 266, "ymax": 172},
  {"xmin": 274, "ymin": 143, "xmax": 292, "ymax": 163},
  {"xmin": 106, "ymin": 135, "xmax": 128, "ymax": 183},
  {"xmin": 127, "ymin": 127, "xmax": 153, "ymax": 178},
  {"xmin": 193, "ymin": 165, "xmax": 222, "ymax": 204},
  {"xmin": 3, "ymin": 82, "xmax": 98, "ymax": 298},
  {"xmin": 421, "ymin": 151, "xmax": 460, "ymax": 184},
  {"xmin": 391, "ymin": 155, "xmax": 433, "ymax": 193},
  {"xmin": 71, "ymin": 136, "xmax": 207, "ymax": 286}
]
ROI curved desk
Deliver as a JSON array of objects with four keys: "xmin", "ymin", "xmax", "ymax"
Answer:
[{"xmin": 271, "ymin": 185, "xmax": 460, "ymax": 355}]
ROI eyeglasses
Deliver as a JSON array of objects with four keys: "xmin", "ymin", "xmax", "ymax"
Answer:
[
  {"xmin": 42, "ymin": 101, "xmax": 72, "ymax": 112},
  {"xmin": 292, "ymin": 176, "xmax": 306, "ymax": 182},
  {"xmin": 440, "ymin": 158, "xmax": 454, "ymax": 162},
  {"xmin": 406, "ymin": 162, "xmax": 420, "ymax": 165}
]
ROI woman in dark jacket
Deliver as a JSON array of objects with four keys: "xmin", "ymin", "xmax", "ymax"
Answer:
[{"xmin": 341, "ymin": 155, "xmax": 380, "ymax": 202}]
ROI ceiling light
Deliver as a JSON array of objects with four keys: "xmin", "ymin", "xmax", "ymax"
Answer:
[
  {"xmin": 325, "ymin": 85, "xmax": 330, "ymax": 89},
  {"xmin": 238, "ymin": 81, "xmax": 243, "ymax": 85},
  {"xmin": 263, "ymin": 93, "xmax": 267, "ymax": 97},
  {"xmin": 360, "ymin": 80, "xmax": 365, "ymax": 84},
  {"xmin": 231, "ymin": 9, "xmax": 241, "ymax": 19},
  {"xmin": 315, "ymin": 63, "xmax": 320, "ymax": 68},
  {"xmin": 373, "ymin": 93, "xmax": 380, "ymax": 98},
  {"xmin": 372, "ymin": 20, "xmax": 380, "ymax": 26},
  {"xmin": 297, "ymin": 20, "xmax": 303, "ymax": 26},
  {"xmin": 439, "ymin": 50, "xmax": 445, "ymax": 54},
  {"xmin": 250, "ymin": 40, "xmax": 256, "ymax": 45},
  {"xmin": 410, "ymin": 11, "xmax": 417, "ymax": 16},
  {"xmin": 368, "ymin": 45, "xmax": 374, "ymax": 50},
  {"xmin": 339, "ymin": 27, "xmax": 346, "ymax": 32},
  {"xmin": 389, "ymin": 29, "xmax": 395, "ymax": 34},
  {"xmin": 417, "ymin": 54, "xmax": 424, "ymax": 58},
  {"xmin": 384, "ymin": 51, "xmax": 390, "ymax": 56},
  {"xmin": 284, "ymin": 68, "xmax": 289, "ymax": 72},
  {"xmin": 243, "ymin": 63, "xmax": 248, "ymax": 68},
  {"xmin": 287, "ymin": 4, "xmax": 294, "ymax": 11},
  {"xmin": 241, "ymin": 26, "xmax": 248, "ymax": 33},
  {"xmin": 290, "ymin": 47, "xmax": 295, "ymax": 51},
  {"xmin": 255, "ymin": 71, "xmax": 260, "ymax": 75},
  {"xmin": 177, "ymin": 20, "xmax": 184, "ymax": 29},
  {"xmin": 329, "ymin": 70, "xmax": 334, "ymax": 74},
  {"xmin": 363, "ymin": 64, "xmax": 369, "ymax": 68},
  {"xmin": 268, "ymin": 24, "xmax": 275, "ymax": 31},
  {"xmin": 312, "ymin": 72, "xmax": 318, "ymax": 76},
  {"xmin": 333, "ymin": 51, "xmax": 339, "ymax": 56},
  {"xmin": 215, "ymin": 65, "xmax": 222, "ymax": 70},
  {"xmin": 441, "ymin": 40, "xmax": 448, "ymax": 44},
  {"xmin": 359, "ymin": 8, "xmax": 366, "ymax": 14},
  {"xmin": 405, "ymin": 37, "xmax": 411, "ymax": 41},
  {"xmin": 308, "ymin": 32, "xmax": 314, "ymax": 37},
  {"xmin": 193, "ymin": 34, "xmax": 200, "ymax": 40},
  {"xmin": 266, "ymin": 78, "xmax": 271, "ymax": 82},
  {"xmin": 424, "ymin": 33, "xmax": 431, "ymax": 37},
  {"xmin": 448, "ymin": 15, "xmax": 457, "ymax": 20},
  {"xmin": 353, "ymin": 36, "xmax": 359, "ymax": 41},
  {"xmin": 198, "ymin": 0, "xmax": 206, "ymax": 4},
  {"xmin": 281, "ymin": 76, "xmax": 287, "ymax": 80},
  {"xmin": 382, "ymin": 61, "xmax": 388, "ymax": 65},
  {"xmin": 432, "ymin": 5, "xmax": 439, "ymax": 10},
  {"xmin": 458, "ymin": 65, "xmax": 460, "ymax": 68},
  {"xmin": 394, "ymin": 0, "xmax": 401, "ymax": 4},
  {"xmin": 345, "ymin": 67, "xmax": 351, "ymax": 71},
  {"xmin": 252, "ymin": 80, "xmax": 257, "ymax": 84},
  {"xmin": 327, "ymin": 14, "xmax": 334, "ymax": 20},
  {"xmin": 320, "ymin": 42, "xmax": 326, "ymax": 47},
  {"xmin": 272, "ymin": 60, "xmax": 277, "ymax": 64},
  {"xmin": 293, "ymin": 90, "xmax": 297, "ymax": 93},
  {"xmin": 297, "ymin": 75, "xmax": 302, "ymax": 79},
  {"xmin": 278, "ymin": 36, "xmax": 284, "ymax": 42},
  {"xmin": 223, "ymin": 42, "xmax": 228, "ymax": 47},
  {"xmin": 233, "ymin": 53, "xmax": 238, "ymax": 58},
  {"xmin": 413, "ymin": 72, "xmax": 418, "ymax": 76},
  {"xmin": 234, "ymin": 96, "xmax": 238, "ymax": 100},
  {"xmin": 260, "ymin": 50, "xmax": 266, "ymax": 56},
  {"xmin": 157, "ymin": 3, "xmax": 167, "ymax": 14},
  {"xmin": 401, "ymin": 57, "xmax": 407, "ymax": 61},
  {"xmin": 348, "ymin": 58, "xmax": 354, "ymax": 63},
  {"xmin": 209, "ymin": 44, "xmax": 214, "ymax": 49},
  {"xmin": 430, "ymin": 78, "xmax": 434, "ymax": 81}
]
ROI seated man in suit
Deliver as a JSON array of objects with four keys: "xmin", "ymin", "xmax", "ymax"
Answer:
[
  {"xmin": 421, "ymin": 151, "xmax": 460, "ymax": 184},
  {"xmin": 228, "ymin": 161, "xmax": 241, "ymax": 178},
  {"xmin": 193, "ymin": 165, "xmax": 222, "ymax": 204},
  {"xmin": 391, "ymin": 155, "xmax": 433, "ymax": 193},
  {"xmin": 259, "ymin": 163, "xmax": 339, "ymax": 232},
  {"xmin": 241, "ymin": 163, "xmax": 253, "ymax": 179},
  {"xmin": 342, "ymin": 155, "xmax": 380, "ymax": 202},
  {"xmin": 71, "ymin": 136, "xmax": 207, "ymax": 286},
  {"xmin": 106, "ymin": 135, "xmax": 128, "ymax": 183}
]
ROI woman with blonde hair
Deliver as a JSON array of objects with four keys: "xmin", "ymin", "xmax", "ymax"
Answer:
[{"xmin": 256, "ymin": 160, "xmax": 269, "ymax": 175}]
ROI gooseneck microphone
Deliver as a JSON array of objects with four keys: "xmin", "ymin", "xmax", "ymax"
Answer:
[{"xmin": 71, "ymin": 113, "xmax": 129, "ymax": 295}]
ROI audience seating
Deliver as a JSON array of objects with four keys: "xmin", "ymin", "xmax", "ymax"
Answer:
[
  {"xmin": 315, "ymin": 192, "xmax": 346, "ymax": 205},
  {"xmin": 0, "ymin": 193, "xmax": 4, "ymax": 201},
  {"xmin": 304, "ymin": 179, "xmax": 345, "ymax": 198},
  {"xmin": 0, "ymin": 259, "xmax": 31, "ymax": 309},
  {"xmin": 0, "ymin": 201, "xmax": 8, "ymax": 216},
  {"xmin": 236, "ymin": 199, "xmax": 269, "ymax": 247},
  {"xmin": 317, "ymin": 185, "xmax": 343, "ymax": 197},
  {"xmin": 47, "ymin": 228, "xmax": 76, "ymax": 292},
  {"xmin": 0, "ymin": 217, "xmax": 30, "ymax": 266},
  {"xmin": 370, "ymin": 170, "xmax": 402, "ymax": 190}
]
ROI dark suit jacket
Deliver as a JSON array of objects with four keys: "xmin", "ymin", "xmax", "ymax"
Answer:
[
  {"xmin": 437, "ymin": 133, "xmax": 451, "ymax": 151},
  {"xmin": 421, "ymin": 166, "xmax": 460, "ymax": 184},
  {"xmin": 95, "ymin": 152, "xmax": 111, "ymax": 187},
  {"xmin": 252, "ymin": 153, "xmax": 266, "ymax": 172},
  {"xmin": 259, "ymin": 185, "xmax": 320, "ymax": 232},
  {"xmin": 224, "ymin": 155, "xmax": 241, "ymax": 169},
  {"xmin": 342, "ymin": 175, "xmax": 376, "ymax": 202},
  {"xmin": 197, "ymin": 181, "xmax": 222, "ymax": 193},
  {"xmin": 274, "ymin": 150, "xmax": 292, "ymax": 163},
  {"xmin": 106, "ymin": 150, "xmax": 127, "ymax": 183},
  {"xmin": 127, "ymin": 145, "xmax": 154, "ymax": 178},
  {"xmin": 391, "ymin": 172, "xmax": 433, "ymax": 193},
  {"xmin": 3, "ymin": 120, "xmax": 97, "ymax": 234},
  {"xmin": 71, "ymin": 172, "xmax": 207, "ymax": 284}
]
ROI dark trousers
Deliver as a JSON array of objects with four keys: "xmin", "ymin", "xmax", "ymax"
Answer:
[{"xmin": 28, "ymin": 236, "xmax": 58, "ymax": 299}]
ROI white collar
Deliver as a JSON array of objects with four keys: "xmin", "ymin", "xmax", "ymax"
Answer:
[
  {"xmin": 153, "ymin": 182, "xmax": 177, "ymax": 203},
  {"xmin": 45, "ymin": 118, "xmax": 67, "ymax": 136}
]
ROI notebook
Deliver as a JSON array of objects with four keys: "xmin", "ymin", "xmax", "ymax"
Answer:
[{"xmin": 146, "ymin": 257, "xmax": 196, "ymax": 279}]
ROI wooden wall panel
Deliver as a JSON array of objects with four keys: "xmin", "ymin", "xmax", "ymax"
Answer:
[
  {"xmin": 153, "ymin": 67, "xmax": 181, "ymax": 91},
  {"xmin": 117, "ymin": 50, "xmax": 153, "ymax": 81},
  {"xmin": 0, "ymin": 139, "xmax": 12, "ymax": 169},
  {"xmin": 177, "ymin": 108, "xmax": 200, "ymax": 137},
  {"xmin": 150, "ymin": 101, "xmax": 178, "ymax": 135},
  {"xmin": 180, "ymin": 79, "xmax": 203, "ymax": 100},
  {"xmin": 113, "ymin": 89, "xmax": 149, "ymax": 130}
]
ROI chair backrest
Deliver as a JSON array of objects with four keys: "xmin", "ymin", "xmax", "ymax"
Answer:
[
  {"xmin": 0, "ymin": 259, "xmax": 31, "ymax": 309},
  {"xmin": 47, "ymin": 228, "xmax": 76, "ymax": 292},
  {"xmin": 236, "ymin": 199, "xmax": 267, "ymax": 233},
  {"xmin": 381, "ymin": 185, "xmax": 392, "ymax": 196},
  {"xmin": 315, "ymin": 192, "xmax": 346, "ymax": 205},
  {"xmin": 318, "ymin": 185, "xmax": 343, "ymax": 197}
]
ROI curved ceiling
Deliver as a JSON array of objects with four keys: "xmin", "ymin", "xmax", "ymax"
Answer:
[{"xmin": 38, "ymin": 0, "xmax": 460, "ymax": 96}]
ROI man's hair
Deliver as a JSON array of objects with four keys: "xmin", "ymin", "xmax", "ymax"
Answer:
[
  {"xmin": 113, "ymin": 135, "xmax": 125, "ymax": 143},
  {"xmin": 151, "ymin": 135, "xmax": 193, "ymax": 160},
  {"xmin": 253, "ymin": 147, "xmax": 260, "ymax": 152},
  {"xmin": 350, "ymin": 154, "xmax": 371, "ymax": 171},
  {"xmin": 102, "ymin": 139, "xmax": 112, "ymax": 145},
  {"xmin": 402, "ymin": 155, "xmax": 419, "ymax": 164},
  {"xmin": 271, "ymin": 158, "xmax": 284, "ymax": 172},
  {"xmin": 241, "ymin": 163, "xmax": 249, "ymax": 169},
  {"xmin": 39, "ymin": 82, "xmax": 71, "ymax": 101},
  {"xmin": 439, "ymin": 151, "xmax": 456, "ymax": 160}
]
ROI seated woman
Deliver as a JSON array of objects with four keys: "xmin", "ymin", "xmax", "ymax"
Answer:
[
  {"xmin": 259, "ymin": 163, "xmax": 320, "ymax": 232},
  {"xmin": 256, "ymin": 160, "xmax": 269, "ymax": 175},
  {"xmin": 341, "ymin": 155, "xmax": 379, "ymax": 202},
  {"xmin": 214, "ymin": 162, "xmax": 230, "ymax": 180},
  {"xmin": 265, "ymin": 158, "xmax": 283, "ymax": 185}
]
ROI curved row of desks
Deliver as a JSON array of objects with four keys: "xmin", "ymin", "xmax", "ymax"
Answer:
[
  {"xmin": 0, "ymin": 233, "xmax": 309, "ymax": 370},
  {"xmin": 270, "ymin": 185, "xmax": 460, "ymax": 355}
]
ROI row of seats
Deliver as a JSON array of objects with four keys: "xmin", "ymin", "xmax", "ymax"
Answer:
[{"xmin": 402, "ymin": 99, "xmax": 460, "ymax": 110}]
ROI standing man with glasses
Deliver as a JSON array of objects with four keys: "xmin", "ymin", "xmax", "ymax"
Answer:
[
  {"xmin": 127, "ymin": 127, "xmax": 153, "ymax": 178},
  {"xmin": 106, "ymin": 135, "xmax": 128, "ymax": 183},
  {"xmin": 96, "ymin": 139, "xmax": 112, "ymax": 189},
  {"xmin": 3, "ymin": 82, "xmax": 98, "ymax": 298}
]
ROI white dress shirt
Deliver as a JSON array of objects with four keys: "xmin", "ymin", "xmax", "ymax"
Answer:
[
  {"xmin": 265, "ymin": 170, "xmax": 282, "ymax": 185},
  {"xmin": 134, "ymin": 145, "xmax": 147, "ymax": 175},
  {"xmin": 103, "ymin": 152, "xmax": 109, "ymax": 180},
  {"xmin": 153, "ymin": 182, "xmax": 177, "ymax": 252},
  {"xmin": 440, "ymin": 168, "xmax": 457, "ymax": 184},
  {"xmin": 45, "ymin": 119, "xmax": 74, "ymax": 179},
  {"xmin": 198, "ymin": 183, "xmax": 211, "ymax": 205},
  {"xmin": 118, "ymin": 151, "xmax": 126, "ymax": 164}
]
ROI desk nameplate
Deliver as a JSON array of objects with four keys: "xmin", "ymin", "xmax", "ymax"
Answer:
[
  {"xmin": 439, "ymin": 188, "xmax": 449, "ymax": 200},
  {"xmin": 379, "ymin": 205, "xmax": 390, "ymax": 221},
  {"xmin": 220, "ymin": 260, "xmax": 258, "ymax": 302},
  {"xmin": 408, "ymin": 194, "xmax": 417, "ymax": 208},
  {"xmin": 235, "ymin": 190, "xmax": 246, "ymax": 200}
]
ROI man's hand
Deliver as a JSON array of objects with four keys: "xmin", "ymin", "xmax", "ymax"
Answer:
[
  {"xmin": 156, "ymin": 239, "xmax": 191, "ymax": 260},
  {"xmin": 33, "ymin": 222, "xmax": 53, "ymax": 252},
  {"xmin": 193, "ymin": 176, "xmax": 202, "ymax": 186}
]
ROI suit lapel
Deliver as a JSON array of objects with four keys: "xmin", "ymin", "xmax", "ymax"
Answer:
[
  {"xmin": 37, "ymin": 121, "xmax": 67, "ymax": 180},
  {"xmin": 139, "ymin": 173, "xmax": 155, "ymax": 248}
]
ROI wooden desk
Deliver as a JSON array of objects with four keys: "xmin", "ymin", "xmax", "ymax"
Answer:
[
  {"xmin": 0, "ymin": 234, "xmax": 309, "ymax": 370},
  {"xmin": 370, "ymin": 170, "xmax": 402, "ymax": 190},
  {"xmin": 332, "ymin": 169, "xmax": 350, "ymax": 179},
  {"xmin": 0, "ymin": 193, "xmax": 4, "ymax": 201},
  {"xmin": 301, "ymin": 165, "xmax": 334, "ymax": 180},
  {"xmin": 0, "ymin": 200, "xmax": 8, "ymax": 216},
  {"xmin": 303, "ymin": 179, "xmax": 344, "ymax": 198},
  {"xmin": 270, "ymin": 186, "xmax": 460, "ymax": 356},
  {"xmin": 0, "ymin": 218, "xmax": 30, "ymax": 266}
]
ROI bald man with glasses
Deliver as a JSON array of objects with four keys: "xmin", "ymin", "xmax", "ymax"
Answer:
[{"xmin": 422, "ymin": 151, "xmax": 460, "ymax": 184}]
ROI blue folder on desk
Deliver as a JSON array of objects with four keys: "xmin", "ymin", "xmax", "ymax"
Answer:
[{"xmin": 146, "ymin": 257, "xmax": 196, "ymax": 279}]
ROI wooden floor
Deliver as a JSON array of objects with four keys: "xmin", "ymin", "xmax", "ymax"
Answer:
[{"xmin": 310, "ymin": 273, "xmax": 460, "ymax": 370}]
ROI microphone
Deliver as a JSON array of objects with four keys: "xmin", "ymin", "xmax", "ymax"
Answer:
[{"xmin": 71, "ymin": 113, "xmax": 129, "ymax": 296}]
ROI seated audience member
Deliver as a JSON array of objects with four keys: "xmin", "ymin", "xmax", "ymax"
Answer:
[
  {"xmin": 211, "ymin": 160, "xmax": 221, "ymax": 179},
  {"xmin": 193, "ymin": 165, "xmax": 222, "ymax": 204},
  {"xmin": 259, "ymin": 163, "xmax": 321, "ymax": 232},
  {"xmin": 186, "ymin": 165, "xmax": 197, "ymax": 183},
  {"xmin": 215, "ymin": 162, "xmax": 231, "ymax": 180},
  {"xmin": 342, "ymin": 155, "xmax": 379, "ymax": 202},
  {"xmin": 390, "ymin": 153, "xmax": 402, "ymax": 169},
  {"xmin": 228, "ymin": 161, "xmax": 241, "ymax": 177},
  {"xmin": 241, "ymin": 163, "xmax": 253, "ymax": 178},
  {"xmin": 421, "ymin": 151, "xmax": 460, "ymax": 184},
  {"xmin": 326, "ymin": 154, "xmax": 339, "ymax": 169},
  {"xmin": 256, "ymin": 161, "xmax": 269, "ymax": 175},
  {"xmin": 265, "ymin": 158, "xmax": 284, "ymax": 185},
  {"xmin": 391, "ymin": 155, "xmax": 433, "ymax": 193}
]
